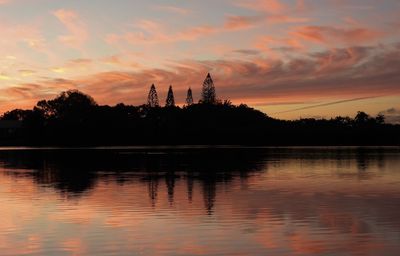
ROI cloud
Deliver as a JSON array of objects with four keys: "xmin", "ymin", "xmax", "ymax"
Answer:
[
  {"xmin": 106, "ymin": 12, "xmax": 279, "ymax": 46},
  {"xmin": 236, "ymin": 0, "xmax": 286, "ymax": 14},
  {"xmin": 101, "ymin": 55, "xmax": 142, "ymax": 69},
  {"xmin": 291, "ymin": 26, "xmax": 382, "ymax": 45},
  {"xmin": 235, "ymin": 0, "xmax": 310, "ymax": 24},
  {"xmin": 233, "ymin": 49, "xmax": 261, "ymax": 56},
  {"xmin": 68, "ymin": 58, "xmax": 92, "ymax": 65},
  {"xmin": 106, "ymin": 20, "xmax": 223, "ymax": 45},
  {"xmin": 379, "ymin": 108, "xmax": 400, "ymax": 124},
  {"xmin": 267, "ymin": 15, "xmax": 310, "ymax": 24},
  {"xmin": 106, "ymin": 1, "xmax": 311, "ymax": 48},
  {"xmin": 2, "ymin": 41, "xmax": 400, "ymax": 114},
  {"xmin": 153, "ymin": 5, "xmax": 191, "ymax": 15},
  {"xmin": 18, "ymin": 70, "xmax": 36, "ymax": 77},
  {"xmin": 255, "ymin": 35, "xmax": 304, "ymax": 53},
  {"xmin": 48, "ymin": 58, "xmax": 94, "ymax": 75},
  {"xmin": 0, "ymin": 22, "xmax": 46, "ymax": 51},
  {"xmin": 53, "ymin": 9, "xmax": 88, "ymax": 48},
  {"xmin": 0, "ymin": 73, "xmax": 11, "ymax": 80},
  {"xmin": 274, "ymin": 96, "xmax": 379, "ymax": 114},
  {"xmin": 106, "ymin": 20, "xmax": 218, "ymax": 45},
  {"xmin": 224, "ymin": 15, "xmax": 263, "ymax": 30},
  {"xmin": 26, "ymin": 44, "xmax": 400, "ymax": 104}
]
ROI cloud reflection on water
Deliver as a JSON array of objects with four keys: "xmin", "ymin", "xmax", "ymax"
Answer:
[{"xmin": 0, "ymin": 147, "xmax": 399, "ymax": 255}]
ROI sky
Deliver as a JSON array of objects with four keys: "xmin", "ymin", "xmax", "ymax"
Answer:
[{"xmin": 0, "ymin": 0, "xmax": 399, "ymax": 122}]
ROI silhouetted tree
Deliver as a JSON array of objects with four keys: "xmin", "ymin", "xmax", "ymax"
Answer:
[
  {"xmin": 147, "ymin": 84, "xmax": 159, "ymax": 107},
  {"xmin": 376, "ymin": 114, "xmax": 385, "ymax": 124},
  {"xmin": 165, "ymin": 85, "xmax": 175, "ymax": 107},
  {"xmin": 34, "ymin": 90, "xmax": 96, "ymax": 119},
  {"xmin": 333, "ymin": 116, "xmax": 352, "ymax": 126},
  {"xmin": 355, "ymin": 111, "xmax": 370, "ymax": 124},
  {"xmin": 1, "ymin": 109, "xmax": 31, "ymax": 121},
  {"xmin": 186, "ymin": 87, "xmax": 194, "ymax": 106},
  {"xmin": 201, "ymin": 73, "xmax": 216, "ymax": 104}
]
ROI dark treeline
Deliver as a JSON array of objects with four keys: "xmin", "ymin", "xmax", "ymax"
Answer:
[{"xmin": 0, "ymin": 74, "xmax": 399, "ymax": 146}]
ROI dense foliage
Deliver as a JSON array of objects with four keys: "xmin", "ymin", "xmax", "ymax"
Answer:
[{"xmin": 0, "ymin": 90, "xmax": 399, "ymax": 146}]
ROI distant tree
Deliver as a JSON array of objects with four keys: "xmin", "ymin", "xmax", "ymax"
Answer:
[
  {"xmin": 375, "ymin": 114, "xmax": 385, "ymax": 124},
  {"xmin": 201, "ymin": 73, "xmax": 216, "ymax": 104},
  {"xmin": 147, "ymin": 84, "xmax": 159, "ymax": 108},
  {"xmin": 186, "ymin": 87, "xmax": 193, "ymax": 106},
  {"xmin": 333, "ymin": 116, "xmax": 352, "ymax": 126},
  {"xmin": 165, "ymin": 85, "xmax": 175, "ymax": 107},
  {"xmin": 34, "ymin": 90, "xmax": 96, "ymax": 119},
  {"xmin": 223, "ymin": 100, "xmax": 232, "ymax": 106},
  {"xmin": 355, "ymin": 111, "xmax": 370, "ymax": 124}
]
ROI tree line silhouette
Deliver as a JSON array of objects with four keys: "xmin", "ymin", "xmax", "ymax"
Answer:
[{"xmin": 0, "ymin": 73, "xmax": 399, "ymax": 146}]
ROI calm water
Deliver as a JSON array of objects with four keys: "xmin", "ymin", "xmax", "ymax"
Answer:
[{"xmin": 0, "ymin": 147, "xmax": 399, "ymax": 256}]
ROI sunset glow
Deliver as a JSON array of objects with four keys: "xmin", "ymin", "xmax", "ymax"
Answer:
[{"xmin": 0, "ymin": 0, "xmax": 399, "ymax": 120}]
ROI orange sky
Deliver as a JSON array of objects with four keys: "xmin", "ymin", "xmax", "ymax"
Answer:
[{"xmin": 0, "ymin": 0, "xmax": 399, "ymax": 121}]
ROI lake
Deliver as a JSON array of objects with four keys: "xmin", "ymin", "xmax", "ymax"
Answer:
[{"xmin": 0, "ymin": 147, "xmax": 399, "ymax": 255}]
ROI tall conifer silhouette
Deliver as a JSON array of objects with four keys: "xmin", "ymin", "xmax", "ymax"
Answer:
[
  {"xmin": 186, "ymin": 87, "xmax": 193, "ymax": 106},
  {"xmin": 201, "ymin": 73, "xmax": 216, "ymax": 104},
  {"xmin": 165, "ymin": 85, "xmax": 175, "ymax": 107},
  {"xmin": 147, "ymin": 84, "xmax": 159, "ymax": 107}
]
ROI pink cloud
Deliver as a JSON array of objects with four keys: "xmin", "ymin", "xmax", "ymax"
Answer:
[
  {"xmin": 53, "ymin": 9, "xmax": 88, "ymax": 48},
  {"xmin": 3, "ymin": 43, "xmax": 398, "ymax": 114},
  {"xmin": 224, "ymin": 15, "xmax": 262, "ymax": 30},
  {"xmin": 292, "ymin": 26, "xmax": 382, "ymax": 45},
  {"xmin": 236, "ymin": 0, "xmax": 286, "ymax": 14},
  {"xmin": 153, "ymin": 5, "xmax": 191, "ymax": 15},
  {"xmin": 235, "ymin": 0, "xmax": 310, "ymax": 25},
  {"xmin": 105, "ymin": 3, "xmax": 311, "ymax": 49},
  {"xmin": 0, "ymin": 22, "xmax": 46, "ymax": 50},
  {"xmin": 267, "ymin": 15, "xmax": 310, "ymax": 24},
  {"xmin": 106, "ymin": 22, "xmax": 217, "ymax": 45}
]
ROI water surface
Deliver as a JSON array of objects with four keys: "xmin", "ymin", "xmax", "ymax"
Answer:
[{"xmin": 0, "ymin": 147, "xmax": 399, "ymax": 255}]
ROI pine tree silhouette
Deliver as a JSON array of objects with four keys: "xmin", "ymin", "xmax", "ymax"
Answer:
[
  {"xmin": 165, "ymin": 85, "xmax": 175, "ymax": 107},
  {"xmin": 147, "ymin": 84, "xmax": 159, "ymax": 107},
  {"xmin": 201, "ymin": 73, "xmax": 216, "ymax": 104},
  {"xmin": 186, "ymin": 87, "xmax": 193, "ymax": 106}
]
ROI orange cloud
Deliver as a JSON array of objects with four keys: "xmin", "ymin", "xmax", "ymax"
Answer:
[
  {"xmin": 106, "ymin": 19, "xmax": 217, "ymax": 45},
  {"xmin": 106, "ymin": 13, "xmax": 263, "ymax": 46},
  {"xmin": 224, "ymin": 15, "xmax": 262, "ymax": 30},
  {"xmin": 0, "ymin": 23, "xmax": 46, "ymax": 51},
  {"xmin": 235, "ymin": 0, "xmax": 310, "ymax": 25},
  {"xmin": 43, "ymin": 46, "xmax": 400, "ymax": 102},
  {"xmin": 53, "ymin": 9, "xmax": 88, "ymax": 48},
  {"xmin": 267, "ymin": 15, "xmax": 310, "ymax": 24},
  {"xmin": 255, "ymin": 35, "xmax": 304, "ymax": 53},
  {"xmin": 18, "ymin": 69, "xmax": 36, "ymax": 77},
  {"xmin": 2, "ymin": 43, "xmax": 400, "ymax": 115},
  {"xmin": 292, "ymin": 26, "xmax": 382, "ymax": 45}
]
